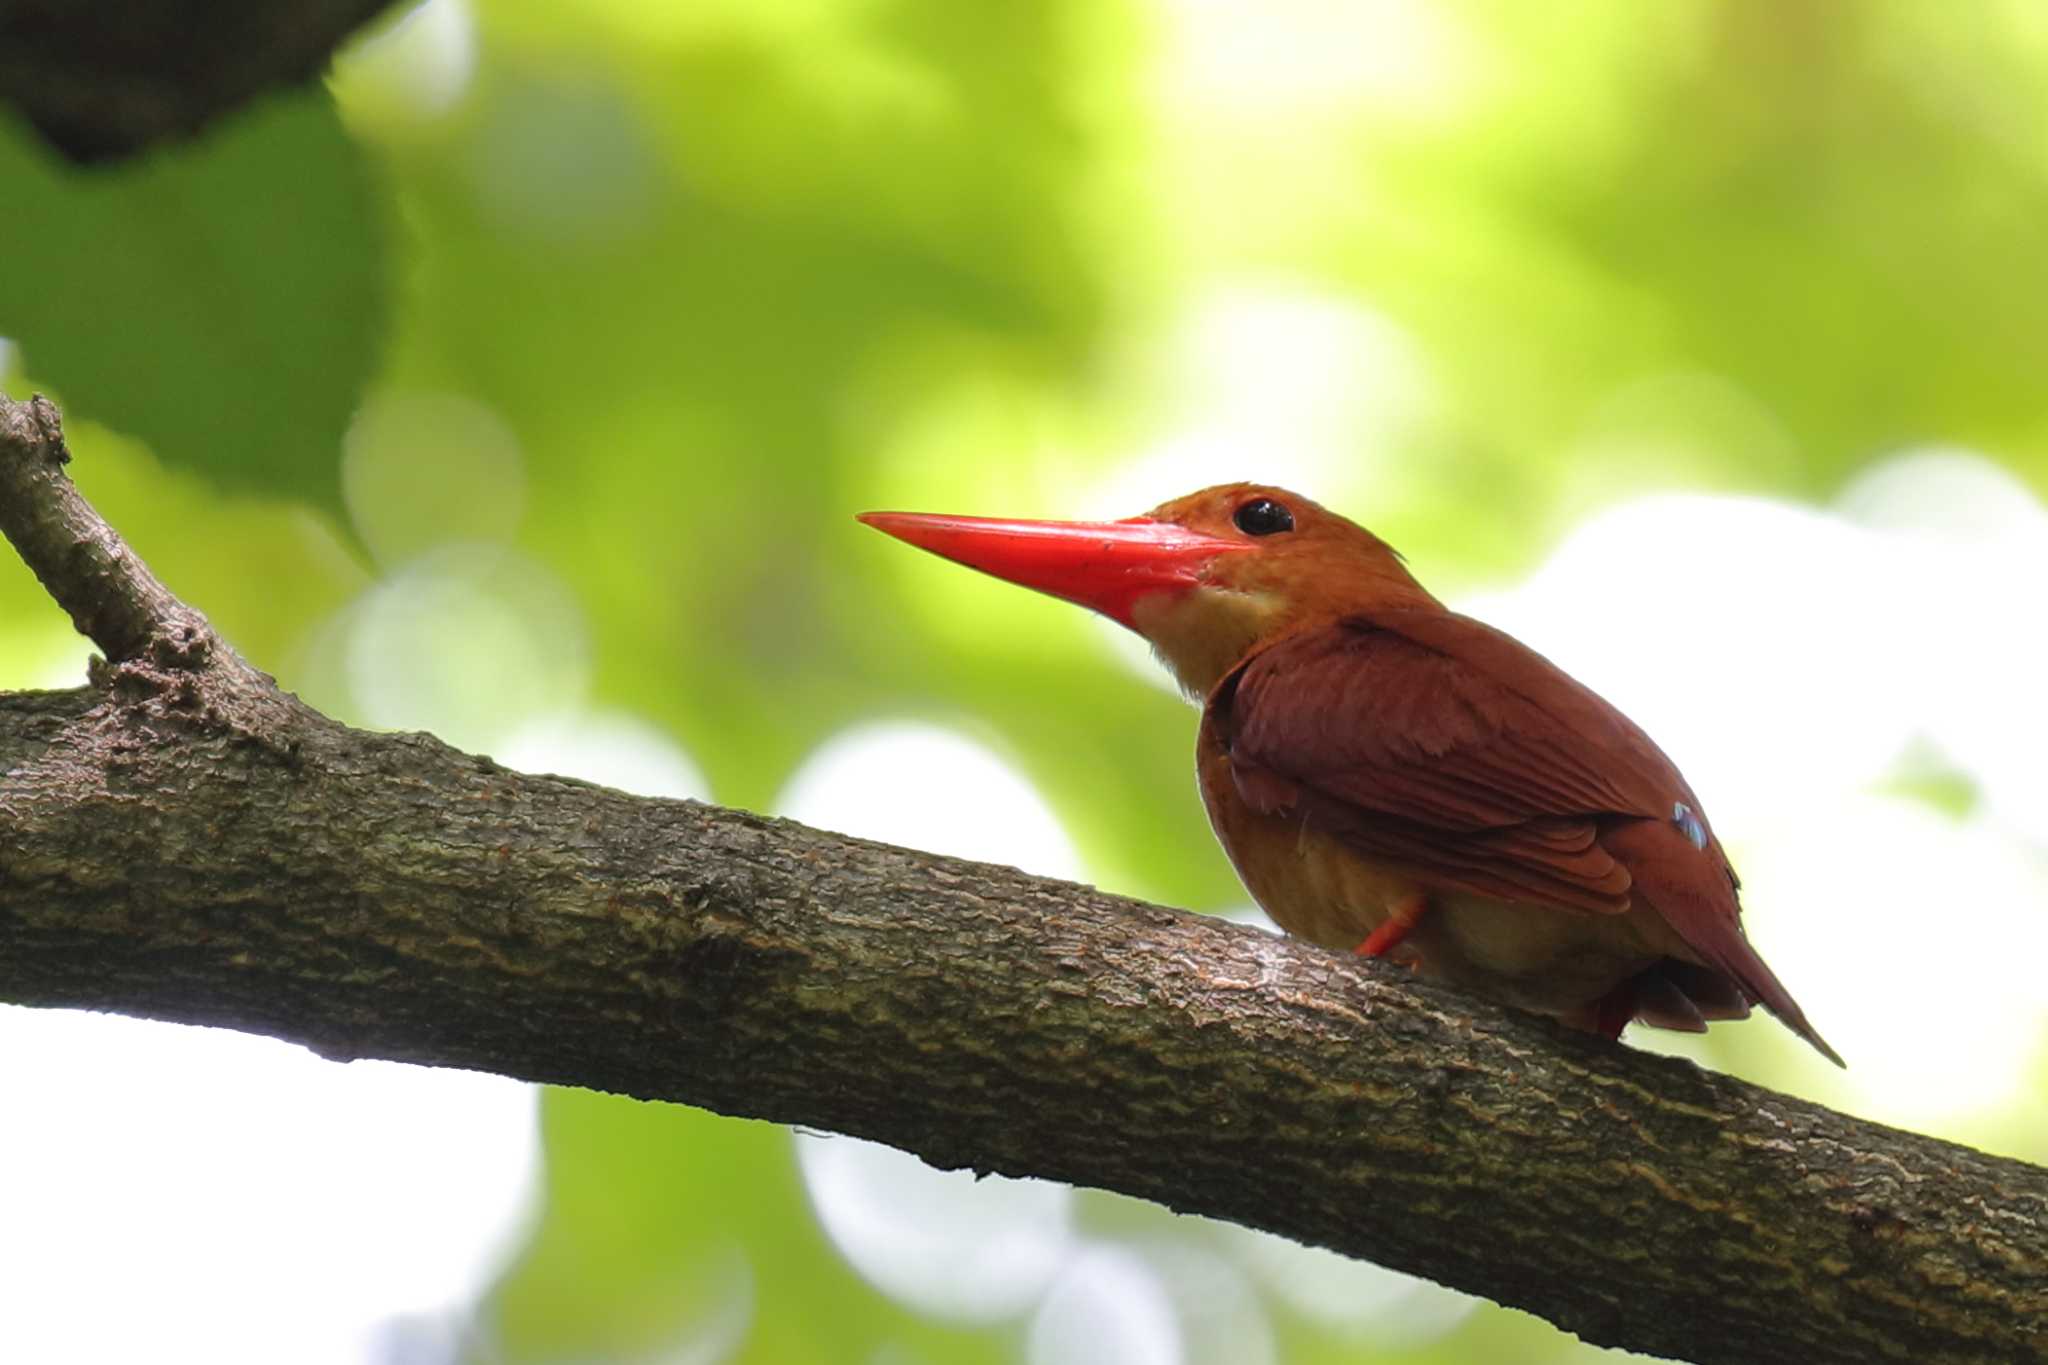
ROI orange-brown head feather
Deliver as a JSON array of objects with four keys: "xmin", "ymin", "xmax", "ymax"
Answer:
[{"xmin": 1130, "ymin": 484, "xmax": 1439, "ymax": 698}]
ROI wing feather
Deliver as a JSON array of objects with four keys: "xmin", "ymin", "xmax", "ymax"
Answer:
[
  {"xmin": 1214, "ymin": 610, "xmax": 1843, "ymax": 1065},
  {"xmin": 1217, "ymin": 612, "xmax": 1680, "ymax": 912}
]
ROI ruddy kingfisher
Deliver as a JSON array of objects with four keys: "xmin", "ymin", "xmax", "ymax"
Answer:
[{"xmin": 860, "ymin": 483, "xmax": 1840, "ymax": 1064}]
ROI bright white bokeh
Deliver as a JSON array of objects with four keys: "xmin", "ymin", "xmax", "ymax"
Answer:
[
  {"xmin": 1838, "ymin": 448, "xmax": 2048, "ymax": 846},
  {"xmin": 1218, "ymin": 1224, "xmax": 1475, "ymax": 1347},
  {"xmin": 1739, "ymin": 794, "xmax": 2048, "ymax": 1120},
  {"xmin": 343, "ymin": 545, "xmax": 589, "ymax": 754},
  {"xmin": 332, "ymin": 0, "xmax": 478, "ymax": 125},
  {"xmin": 1458, "ymin": 493, "xmax": 1914, "ymax": 830},
  {"xmin": 1025, "ymin": 1246, "xmax": 1183, "ymax": 1365},
  {"xmin": 776, "ymin": 721, "xmax": 1085, "ymax": 882},
  {"xmin": 1159, "ymin": 0, "xmax": 1487, "ymax": 118},
  {"xmin": 794, "ymin": 1134, "xmax": 1074, "ymax": 1323},
  {"xmin": 0, "ymin": 1007, "xmax": 539, "ymax": 1365},
  {"xmin": 1087, "ymin": 284, "xmax": 1432, "ymax": 523},
  {"xmin": 497, "ymin": 708, "xmax": 710, "ymax": 801},
  {"xmin": 1138, "ymin": 1240, "xmax": 1278, "ymax": 1365}
]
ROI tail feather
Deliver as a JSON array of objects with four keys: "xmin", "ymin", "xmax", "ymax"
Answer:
[
  {"xmin": 1629, "ymin": 967, "xmax": 1709, "ymax": 1032},
  {"xmin": 1603, "ymin": 817, "xmax": 1845, "ymax": 1067}
]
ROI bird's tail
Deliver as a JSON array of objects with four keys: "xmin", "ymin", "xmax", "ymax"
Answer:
[{"xmin": 1603, "ymin": 818, "xmax": 1845, "ymax": 1067}]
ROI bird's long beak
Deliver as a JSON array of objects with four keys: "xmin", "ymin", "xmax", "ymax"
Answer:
[{"xmin": 858, "ymin": 511, "xmax": 1250, "ymax": 631}]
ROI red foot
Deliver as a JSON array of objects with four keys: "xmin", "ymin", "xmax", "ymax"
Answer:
[
  {"xmin": 1354, "ymin": 918, "xmax": 1410, "ymax": 958},
  {"xmin": 1353, "ymin": 894, "xmax": 1427, "ymax": 959}
]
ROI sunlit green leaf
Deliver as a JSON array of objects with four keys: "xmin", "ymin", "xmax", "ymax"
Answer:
[{"xmin": 0, "ymin": 91, "xmax": 384, "ymax": 516}]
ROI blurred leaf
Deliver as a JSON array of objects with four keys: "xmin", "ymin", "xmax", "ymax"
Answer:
[
  {"xmin": 358, "ymin": 3, "xmax": 1123, "ymax": 815},
  {"xmin": 0, "ymin": 90, "xmax": 384, "ymax": 517},
  {"xmin": 491, "ymin": 1090, "xmax": 1010, "ymax": 1364}
]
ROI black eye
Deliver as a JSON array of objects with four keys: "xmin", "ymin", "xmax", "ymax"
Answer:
[{"xmin": 1233, "ymin": 498, "xmax": 1294, "ymax": 536}]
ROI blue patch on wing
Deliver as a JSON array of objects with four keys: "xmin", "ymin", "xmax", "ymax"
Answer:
[{"xmin": 1672, "ymin": 801, "xmax": 1709, "ymax": 851}]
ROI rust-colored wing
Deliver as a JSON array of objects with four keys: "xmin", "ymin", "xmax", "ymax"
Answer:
[
  {"xmin": 1214, "ymin": 609, "xmax": 1839, "ymax": 1063},
  {"xmin": 1215, "ymin": 611, "xmax": 1682, "ymax": 911}
]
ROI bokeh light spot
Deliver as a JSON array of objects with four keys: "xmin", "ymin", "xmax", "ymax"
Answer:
[
  {"xmin": 341, "ymin": 389, "xmax": 526, "ymax": 568},
  {"xmin": 464, "ymin": 77, "xmax": 657, "ymax": 245},
  {"xmin": 1837, "ymin": 445, "xmax": 2046, "ymax": 542},
  {"xmin": 1837, "ymin": 448, "xmax": 2048, "ymax": 845},
  {"xmin": 1160, "ymin": 0, "xmax": 1484, "ymax": 118},
  {"xmin": 343, "ymin": 546, "xmax": 588, "ymax": 753},
  {"xmin": 1088, "ymin": 283, "xmax": 1432, "ymax": 521},
  {"xmin": 1458, "ymin": 494, "xmax": 1913, "ymax": 827},
  {"xmin": 1026, "ymin": 1246, "xmax": 1182, "ymax": 1365},
  {"xmin": 1140, "ymin": 1240, "xmax": 1277, "ymax": 1365},
  {"xmin": 776, "ymin": 721, "xmax": 1084, "ymax": 881},
  {"xmin": 1220, "ymin": 1224, "xmax": 1476, "ymax": 1346},
  {"xmin": 331, "ymin": 0, "xmax": 478, "ymax": 132},
  {"xmin": 796, "ymin": 1135, "xmax": 1074, "ymax": 1323},
  {"xmin": 0, "ymin": 1008, "xmax": 539, "ymax": 1365},
  {"xmin": 1742, "ymin": 794, "xmax": 2048, "ymax": 1123},
  {"xmin": 496, "ymin": 708, "xmax": 709, "ymax": 801}
]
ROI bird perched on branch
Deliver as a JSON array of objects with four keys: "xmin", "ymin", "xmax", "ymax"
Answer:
[{"xmin": 860, "ymin": 483, "xmax": 1841, "ymax": 1065}]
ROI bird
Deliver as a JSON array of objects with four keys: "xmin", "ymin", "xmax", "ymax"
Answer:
[{"xmin": 858, "ymin": 483, "xmax": 1842, "ymax": 1065}]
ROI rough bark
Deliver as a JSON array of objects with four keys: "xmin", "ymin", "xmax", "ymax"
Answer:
[
  {"xmin": 0, "ymin": 0, "xmax": 397, "ymax": 161},
  {"xmin": 2, "ymin": 391, "xmax": 2044, "ymax": 1365}
]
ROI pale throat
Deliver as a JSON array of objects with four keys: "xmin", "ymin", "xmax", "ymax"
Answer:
[{"xmin": 1131, "ymin": 585, "xmax": 1289, "ymax": 700}]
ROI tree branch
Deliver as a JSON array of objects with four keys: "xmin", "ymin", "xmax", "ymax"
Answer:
[
  {"xmin": 0, "ymin": 395, "xmax": 213, "ymax": 667},
  {"xmin": 2, "ymin": 391, "xmax": 2043, "ymax": 1365},
  {"xmin": 0, "ymin": 0, "xmax": 398, "ymax": 161}
]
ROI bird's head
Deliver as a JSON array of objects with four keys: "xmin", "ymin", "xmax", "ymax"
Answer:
[{"xmin": 859, "ymin": 482, "xmax": 1435, "ymax": 698}]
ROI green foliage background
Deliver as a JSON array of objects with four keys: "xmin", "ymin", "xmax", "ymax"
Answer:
[{"xmin": 4, "ymin": 1, "xmax": 2047, "ymax": 1362}]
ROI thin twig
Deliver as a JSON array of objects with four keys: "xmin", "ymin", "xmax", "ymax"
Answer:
[{"xmin": 0, "ymin": 393, "xmax": 215, "ymax": 667}]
